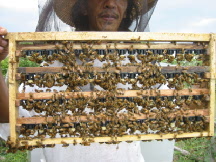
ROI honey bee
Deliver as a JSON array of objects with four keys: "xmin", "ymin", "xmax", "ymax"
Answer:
[
  {"xmin": 35, "ymin": 89, "xmax": 42, "ymax": 93},
  {"xmin": 176, "ymin": 54, "xmax": 184, "ymax": 62},
  {"xmin": 126, "ymin": 141, "xmax": 133, "ymax": 143},
  {"xmin": 128, "ymin": 55, "xmax": 137, "ymax": 63},
  {"xmin": 136, "ymin": 134, "xmax": 141, "ymax": 139},
  {"xmin": 185, "ymin": 96, "xmax": 193, "ymax": 106},
  {"xmin": 73, "ymin": 140, "xmax": 77, "ymax": 146},
  {"xmin": 167, "ymin": 55, "xmax": 175, "ymax": 63},
  {"xmin": 43, "ymin": 63, "xmax": 50, "ymax": 66},
  {"xmin": 184, "ymin": 53, "xmax": 194, "ymax": 62},
  {"xmin": 157, "ymin": 55, "xmax": 165, "ymax": 62},
  {"xmin": 46, "ymin": 144, "xmax": 55, "ymax": 148},
  {"xmin": 61, "ymin": 141, "xmax": 69, "ymax": 147},
  {"xmin": 36, "ymin": 141, "xmax": 44, "ymax": 148}
]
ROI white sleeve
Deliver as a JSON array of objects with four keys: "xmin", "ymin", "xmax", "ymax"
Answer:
[
  {"xmin": 0, "ymin": 123, "xmax": 10, "ymax": 140},
  {"xmin": 0, "ymin": 107, "xmax": 32, "ymax": 141},
  {"xmin": 0, "ymin": 82, "xmax": 34, "ymax": 140}
]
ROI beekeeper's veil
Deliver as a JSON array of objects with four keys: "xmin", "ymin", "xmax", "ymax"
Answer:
[{"xmin": 36, "ymin": 0, "xmax": 158, "ymax": 32}]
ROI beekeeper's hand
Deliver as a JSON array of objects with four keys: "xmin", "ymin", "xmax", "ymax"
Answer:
[{"xmin": 0, "ymin": 26, "xmax": 8, "ymax": 61}]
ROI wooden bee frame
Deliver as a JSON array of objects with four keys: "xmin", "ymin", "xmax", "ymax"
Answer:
[{"xmin": 6, "ymin": 32, "xmax": 216, "ymax": 150}]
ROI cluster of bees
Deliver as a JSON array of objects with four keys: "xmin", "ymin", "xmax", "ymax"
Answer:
[
  {"xmin": 20, "ymin": 94, "xmax": 209, "ymax": 115},
  {"xmin": 18, "ymin": 41, "xmax": 209, "ymax": 91},
  {"xmin": 16, "ymin": 115, "xmax": 206, "ymax": 147},
  {"xmin": 22, "ymin": 41, "xmax": 208, "ymax": 66},
  {"xmin": 20, "ymin": 70, "xmax": 208, "ymax": 92},
  {"xmin": 7, "ymin": 115, "xmax": 206, "ymax": 152},
  {"xmin": 7, "ymin": 41, "xmax": 210, "ymax": 152}
]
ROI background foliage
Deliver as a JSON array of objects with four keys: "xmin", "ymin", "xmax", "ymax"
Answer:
[
  {"xmin": 174, "ymin": 136, "xmax": 216, "ymax": 162},
  {"xmin": 0, "ymin": 57, "xmax": 39, "ymax": 77}
]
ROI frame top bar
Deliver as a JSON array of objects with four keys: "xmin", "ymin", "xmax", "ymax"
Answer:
[{"xmin": 5, "ymin": 32, "xmax": 212, "ymax": 42}]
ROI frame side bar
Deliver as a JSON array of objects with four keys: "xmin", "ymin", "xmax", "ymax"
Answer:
[
  {"xmin": 8, "ymin": 35, "xmax": 18, "ymax": 143},
  {"xmin": 209, "ymin": 34, "xmax": 216, "ymax": 136}
]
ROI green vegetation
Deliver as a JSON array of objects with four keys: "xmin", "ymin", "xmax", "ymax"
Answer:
[
  {"xmin": 174, "ymin": 136, "xmax": 216, "ymax": 162},
  {"xmin": 0, "ymin": 58, "xmax": 9, "ymax": 77},
  {"xmin": 0, "ymin": 57, "xmax": 40, "ymax": 77},
  {"xmin": 19, "ymin": 57, "xmax": 40, "ymax": 68},
  {"xmin": 162, "ymin": 58, "xmax": 203, "ymax": 66},
  {"xmin": 0, "ymin": 139, "xmax": 28, "ymax": 162}
]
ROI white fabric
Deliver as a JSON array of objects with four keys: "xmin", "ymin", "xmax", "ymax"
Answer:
[
  {"xmin": 43, "ymin": 142, "xmax": 144, "ymax": 162},
  {"xmin": 0, "ymin": 123, "xmax": 9, "ymax": 140}
]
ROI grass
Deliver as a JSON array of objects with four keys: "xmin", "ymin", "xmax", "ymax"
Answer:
[
  {"xmin": 0, "ymin": 139, "xmax": 28, "ymax": 162},
  {"xmin": 174, "ymin": 136, "xmax": 216, "ymax": 162}
]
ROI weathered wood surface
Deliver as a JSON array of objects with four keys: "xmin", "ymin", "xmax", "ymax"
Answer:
[
  {"xmin": 16, "ymin": 89, "xmax": 209, "ymax": 100},
  {"xmin": 16, "ymin": 43, "xmax": 207, "ymax": 51},
  {"xmin": 16, "ymin": 109, "xmax": 209, "ymax": 125},
  {"xmin": 18, "ymin": 131, "xmax": 210, "ymax": 147},
  {"xmin": 209, "ymin": 34, "xmax": 216, "ymax": 136},
  {"xmin": 8, "ymin": 37, "xmax": 18, "ymax": 143},
  {"xmin": 6, "ymin": 32, "xmax": 211, "ymax": 42}
]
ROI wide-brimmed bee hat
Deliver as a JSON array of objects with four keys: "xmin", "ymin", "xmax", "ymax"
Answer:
[
  {"xmin": 36, "ymin": 0, "xmax": 158, "ymax": 32},
  {"xmin": 53, "ymin": 0, "xmax": 157, "ymax": 27}
]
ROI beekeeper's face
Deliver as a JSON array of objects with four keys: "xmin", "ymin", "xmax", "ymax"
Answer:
[{"xmin": 86, "ymin": 0, "xmax": 128, "ymax": 31}]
